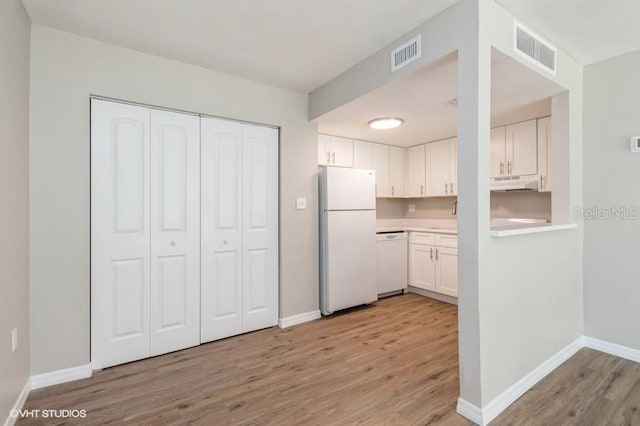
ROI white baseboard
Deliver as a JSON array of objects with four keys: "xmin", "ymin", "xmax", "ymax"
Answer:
[
  {"xmin": 4, "ymin": 378, "xmax": 30, "ymax": 426},
  {"xmin": 584, "ymin": 336, "xmax": 640, "ymax": 363},
  {"xmin": 456, "ymin": 397, "xmax": 483, "ymax": 425},
  {"xmin": 30, "ymin": 364, "xmax": 92, "ymax": 390},
  {"xmin": 279, "ymin": 310, "xmax": 321, "ymax": 328},
  {"xmin": 457, "ymin": 336, "xmax": 584, "ymax": 425}
]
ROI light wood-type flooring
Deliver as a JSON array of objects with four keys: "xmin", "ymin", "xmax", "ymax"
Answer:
[
  {"xmin": 19, "ymin": 294, "xmax": 467, "ymax": 425},
  {"xmin": 18, "ymin": 294, "xmax": 640, "ymax": 425}
]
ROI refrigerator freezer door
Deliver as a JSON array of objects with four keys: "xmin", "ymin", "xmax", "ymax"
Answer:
[
  {"xmin": 321, "ymin": 209, "xmax": 377, "ymax": 315},
  {"xmin": 323, "ymin": 166, "xmax": 376, "ymax": 211}
]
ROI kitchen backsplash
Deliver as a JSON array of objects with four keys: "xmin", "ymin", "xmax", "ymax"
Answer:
[{"xmin": 376, "ymin": 191, "xmax": 551, "ymax": 221}]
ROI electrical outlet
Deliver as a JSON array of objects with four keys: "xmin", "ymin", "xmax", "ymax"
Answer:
[
  {"xmin": 295, "ymin": 197, "xmax": 307, "ymax": 210},
  {"xmin": 408, "ymin": 204, "xmax": 416, "ymax": 213},
  {"xmin": 11, "ymin": 328, "xmax": 18, "ymax": 352}
]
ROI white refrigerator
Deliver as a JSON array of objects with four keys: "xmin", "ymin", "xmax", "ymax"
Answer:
[{"xmin": 319, "ymin": 166, "xmax": 378, "ymax": 315}]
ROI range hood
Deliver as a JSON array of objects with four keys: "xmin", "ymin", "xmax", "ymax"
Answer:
[{"xmin": 490, "ymin": 175, "xmax": 540, "ymax": 191}]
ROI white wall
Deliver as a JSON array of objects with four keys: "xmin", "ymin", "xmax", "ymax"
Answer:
[
  {"xmin": 0, "ymin": 0, "xmax": 31, "ymax": 419},
  {"xmin": 477, "ymin": 0, "xmax": 584, "ymax": 405},
  {"xmin": 583, "ymin": 50, "xmax": 640, "ymax": 350},
  {"xmin": 29, "ymin": 25, "xmax": 319, "ymax": 375}
]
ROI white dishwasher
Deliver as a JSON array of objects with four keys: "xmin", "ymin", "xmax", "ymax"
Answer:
[{"xmin": 376, "ymin": 231, "xmax": 408, "ymax": 295}]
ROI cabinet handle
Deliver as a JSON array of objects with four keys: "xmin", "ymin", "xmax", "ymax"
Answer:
[
  {"xmin": 500, "ymin": 161, "xmax": 504, "ymax": 175},
  {"xmin": 420, "ymin": 184, "xmax": 424, "ymax": 196},
  {"xmin": 507, "ymin": 161, "xmax": 512, "ymax": 175},
  {"xmin": 445, "ymin": 183, "xmax": 448, "ymax": 195},
  {"xmin": 450, "ymin": 182, "xmax": 454, "ymax": 194},
  {"xmin": 435, "ymin": 248, "xmax": 439, "ymax": 261},
  {"xmin": 392, "ymin": 185, "xmax": 395, "ymax": 196},
  {"xmin": 541, "ymin": 176, "xmax": 545, "ymax": 190},
  {"xmin": 326, "ymin": 152, "xmax": 330, "ymax": 163},
  {"xmin": 331, "ymin": 152, "xmax": 336, "ymax": 164},
  {"xmin": 430, "ymin": 247, "xmax": 433, "ymax": 260}
]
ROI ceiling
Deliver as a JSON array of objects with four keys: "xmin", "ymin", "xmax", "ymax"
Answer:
[
  {"xmin": 316, "ymin": 49, "xmax": 564, "ymax": 147},
  {"xmin": 497, "ymin": 0, "xmax": 640, "ymax": 64},
  {"xmin": 21, "ymin": 0, "xmax": 460, "ymax": 93}
]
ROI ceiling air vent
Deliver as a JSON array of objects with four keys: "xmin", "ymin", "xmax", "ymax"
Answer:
[
  {"xmin": 391, "ymin": 35, "xmax": 421, "ymax": 72},
  {"xmin": 514, "ymin": 22, "xmax": 557, "ymax": 75}
]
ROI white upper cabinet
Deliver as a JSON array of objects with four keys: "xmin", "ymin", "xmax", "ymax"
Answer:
[
  {"xmin": 492, "ymin": 119, "xmax": 538, "ymax": 177},
  {"xmin": 389, "ymin": 146, "xmax": 405, "ymax": 197},
  {"xmin": 407, "ymin": 144, "xmax": 426, "ymax": 197},
  {"xmin": 318, "ymin": 134, "xmax": 330, "ymax": 166},
  {"xmin": 537, "ymin": 117, "xmax": 551, "ymax": 191},
  {"xmin": 506, "ymin": 119, "xmax": 537, "ymax": 176},
  {"xmin": 427, "ymin": 138, "xmax": 456, "ymax": 196},
  {"xmin": 318, "ymin": 134, "xmax": 353, "ymax": 167},
  {"xmin": 353, "ymin": 140, "xmax": 373, "ymax": 169},
  {"xmin": 372, "ymin": 143, "xmax": 390, "ymax": 197},
  {"xmin": 490, "ymin": 127, "xmax": 506, "ymax": 178}
]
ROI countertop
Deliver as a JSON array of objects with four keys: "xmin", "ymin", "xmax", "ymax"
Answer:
[{"xmin": 376, "ymin": 219, "xmax": 458, "ymax": 235}]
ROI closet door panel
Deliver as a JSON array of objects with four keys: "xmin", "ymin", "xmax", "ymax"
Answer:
[
  {"xmin": 91, "ymin": 99, "xmax": 151, "ymax": 369},
  {"xmin": 200, "ymin": 117, "xmax": 244, "ymax": 342},
  {"xmin": 150, "ymin": 109, "xmax": 200, "ymax": 355},
  {"xmin": 242, "ymin": 124, "xmax": 279, "ymax": 332}
]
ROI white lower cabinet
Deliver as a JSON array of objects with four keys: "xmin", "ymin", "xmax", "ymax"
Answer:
[
  {"xmin": 91, "ymin": 99, "xmax": 279, "ymax": 369},
  {"xmin": 409, "ymin": 232, "xmax": 458, "ymax": 297}
]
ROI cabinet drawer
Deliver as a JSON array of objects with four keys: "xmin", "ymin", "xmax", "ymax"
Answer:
[
  {"xmin": 435, "ymin": 234, "xmax": 458, "ymax": 248},
  {"xmin": 410, "ymin": 232, "xmax": 436, "ymax": 245}
]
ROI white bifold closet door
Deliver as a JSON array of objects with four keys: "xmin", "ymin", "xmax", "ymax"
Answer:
[
  {"xmin": 200, "ymin": 117, "xmax": 279, "ymax": 343},
  {"xmin": 91, "ymin": 100, "xmax": 200, "ymax": 369}
]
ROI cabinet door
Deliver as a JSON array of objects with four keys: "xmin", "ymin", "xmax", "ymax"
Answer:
[
  {"xmin": 389, "ymin": 146, "xmax": 405, "ymax": 197},
  {"xmin": 435, "ymin": 247, "xmax": 458, "ymax": 297},
  {"xmin": 91, "ymin": 99, "xmax": 151, "ymax": 369},
  {"xmin": 149, "ymin": 109, "xmax": 200, "ymax": 356},
  {"xmin": 506, "ymin": 119, "xmax": 537, "ymax": 176},
  {"xmin": 242, "ymin": 124, "xmax": 279, "ymax": 333},
  {"xmin": 490, "ymin": 127, "xmax": 506, "ymax": 178},
  {"xmin": 318, "ymin": 134, "xmax": 330, "ymax": 165},
  {"xmin": 537, "ymin": 117, "xmax": 551, "ymax": 191},
  {"xmin": 427, "ymin": 139, "xmax": 450, "ymax": 196},
  {"xmin": 372, "ymin": 143, "xmax": 390, "ymax": 197},
  {"xmin": 449, "ymin": 138, "xmax": 458, "ymax": 196},
  {"xmin": 200, "ymin": 117, "xmax": 244, "ymax": 343},
  {"xmin": 410, "ymin": 244, "xmax": 436, "ymax": 291},
  {"xmin": 353, "ymin": 140, "xmax": 373, "ymax": 169},
  {"xmin": 330, "ymin": 136, "xmax": 353, "ymax": 167},
  {"xmin": 407, "ymin": 144, "xmax": 426, "ymax": 197}
]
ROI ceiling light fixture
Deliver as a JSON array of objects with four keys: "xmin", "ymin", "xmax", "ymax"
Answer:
[{"xmin": 368, "ymin": 117, "xmax": 404, "ymax": 130}]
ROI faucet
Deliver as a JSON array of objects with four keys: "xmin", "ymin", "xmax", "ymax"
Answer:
[{"xmin": 452, "ymin": 199, "xmax": 457, "ymax": 216}]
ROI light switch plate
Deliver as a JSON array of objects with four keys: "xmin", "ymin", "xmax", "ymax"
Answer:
[{"xmin": 296, "ymin": 197, "xmax": 307, "ymax": 210}]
